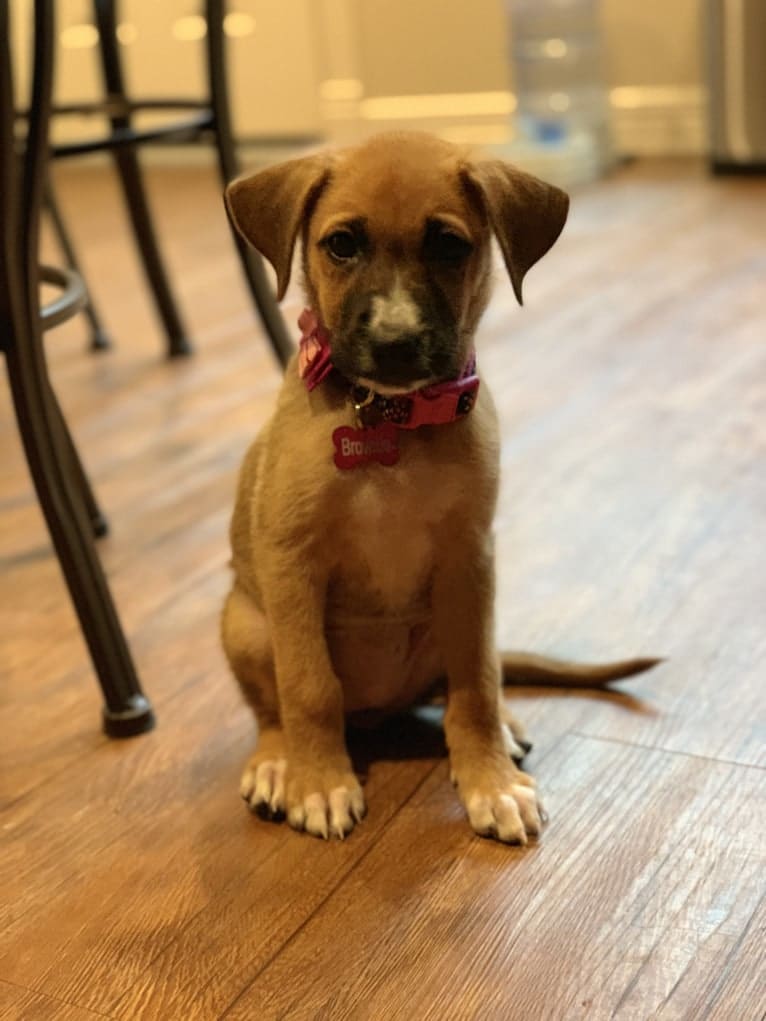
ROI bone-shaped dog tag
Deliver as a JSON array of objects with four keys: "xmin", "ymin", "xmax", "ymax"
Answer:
[{"xmin": 333, "ymin": 423, "xmax": 400, "ymax": 470}]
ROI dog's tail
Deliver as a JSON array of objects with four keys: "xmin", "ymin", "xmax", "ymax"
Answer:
[{"xmin": 500, "ymin": 651, "xmax": 662, "ymax": 688}]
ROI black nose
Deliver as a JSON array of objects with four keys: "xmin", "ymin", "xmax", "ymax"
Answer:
[{"xmin": 370, "ymin": 335, "xmax": 422, "ymax": 378}]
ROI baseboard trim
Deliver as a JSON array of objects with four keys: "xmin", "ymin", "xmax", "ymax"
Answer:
[
  {"xmin": 609, "ymin": 85, "xmax": 708, "ymax": 157},
  {"xmin": 322, "ymin": 85, "xmax": 708, "ymax": 157},
  {"xmin": 711, "ymin": 159, "xmax": 766, "ymax": 175},
  {"xmin": 49, "ymin": 86, "xmax": 709, "ymax": 167}
]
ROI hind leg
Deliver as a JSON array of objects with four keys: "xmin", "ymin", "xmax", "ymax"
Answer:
[
  {"xmin": 499, "ymin": 697, "xmax": 533, "ymax": 763},
  {"xmin": 221, "ymin": 583, "xmax": 287, "ymax": 818}
]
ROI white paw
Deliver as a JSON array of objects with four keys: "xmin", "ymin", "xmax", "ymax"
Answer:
[
  {"xmin": 501, "ymin": 723, "xmax": 526, "ymax": 761},
  {"xmin": 465, "ymin": 783, "xmax": 543, "ymax": 845},
  {"xmin": 288, "ymin": 784, "xmax": 366, "ymax": 840},
  {"xmin": 240, "ymin": 758, "xmax": 287, "ymax": 817}
]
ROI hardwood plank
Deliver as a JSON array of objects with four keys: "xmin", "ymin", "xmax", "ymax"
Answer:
[
  {"xmin": 223, "ymin": 735, "xmax": 766, "ymax": 1021},
  {"xmin": 693, "ymin": 893, "xmax": 766, "ymax": 1021},
  {"xmin": 0, "ymin": 981, "xmax": 112, "ymax": 1021},
  {"xmin": 0, "ymin": 655, "xmax": 243, "ymax": 940},
  {"xmin": 482, "ymin": 164, "xmax": 766, "ymax": 768},
  {"xmin": 0, "ymin": 566, "xmax": 229, "ymax": 807},
  {"xmin": 0, "ymin": 697, "xmax": 441, "ymax": 1015},
  {"xmin": 110, "ymin": 757, "xmax": 439, "ymax": 1021}
]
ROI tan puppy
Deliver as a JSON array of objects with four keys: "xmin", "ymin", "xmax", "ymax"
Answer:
[{"xmin": 222, "ymin": 131, "xmax": 656, "ymax": 843}]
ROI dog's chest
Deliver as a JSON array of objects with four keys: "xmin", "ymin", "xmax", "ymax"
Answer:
[{"xmin": 332, "ymin": 466, "xmax": 457, "ymax": 614}]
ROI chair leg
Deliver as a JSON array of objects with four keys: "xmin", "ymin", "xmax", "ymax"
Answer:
[
  {"xmin": 44, "ymin": 180, "xmax": 113, "ymax": 352},
  {"xmin": 205, "ymin": 0, "xmax": 293, "ymax": 368},
  {"xmin": 3, "ymin": 353, "xmax": 154, "ymax": 737},
  {"xmin": 48, "ymin": 384, "xmax": 109, "ymax": 538}
]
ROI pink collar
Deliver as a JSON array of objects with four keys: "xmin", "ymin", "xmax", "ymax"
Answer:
[{"xmin": 297, "ymin": 308, "xmax": 479, "ymax": 430}]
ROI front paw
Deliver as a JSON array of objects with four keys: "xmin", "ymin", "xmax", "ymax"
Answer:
[
  {"xmin": 285, "ymin": 761, "xmax": 366, "ymax": 840},
  {"xmin": 240, "ymin": 755, "xmax": 288, "ymax": 821},
  {"xmin": 453, "ymin": 763, "xmax": 543, "ymax": 845}
]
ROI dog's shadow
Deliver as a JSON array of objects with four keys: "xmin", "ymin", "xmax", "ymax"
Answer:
[
  {"xmin": 346, "ymin": 685, "xmax": 657, "ymax": 782},
  {"xmin": 347, "ymin": 705, "xmax": 447, "ymax": 781}
]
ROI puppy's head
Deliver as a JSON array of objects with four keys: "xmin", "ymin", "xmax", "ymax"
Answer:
[{"xmin": 226, "ymin": 131, "xmax": 568, "ymax": 392}]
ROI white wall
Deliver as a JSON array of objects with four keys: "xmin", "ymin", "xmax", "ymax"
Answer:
[
  {"xmin": 321, "ymin": 0, "xmax": 705, "ymax": 153},
  {"xmin": 12, "ymin": 1, "xmax": 321, "ymax": 143},
  {"xmin": 602, "ymin": 0, "xmax": 705, "ymax": 154},
  {"xmin": 13, "ymin": 0, "xmax": 706, "ymax": 155}
]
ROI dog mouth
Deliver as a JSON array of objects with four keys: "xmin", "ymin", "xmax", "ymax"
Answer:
[
  {"xmin": 354, "ymin": 374, "xmax": 434, "ymax": 396},
  {"xmin": 331, "ymin": 342, "xmax": 439, "ymax": 394},
  {"xmin": 333, "ymin": 331, "xmax": 458, "ymax": 394},
  {"xmin": 332, "ymin": 283, "xmax": 463, "ymax": 392}
]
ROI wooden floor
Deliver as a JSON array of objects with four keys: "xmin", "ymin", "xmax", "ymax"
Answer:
[{"xmin": 1, "ymin": 157, "xmax": 765, "ymax": 1021}]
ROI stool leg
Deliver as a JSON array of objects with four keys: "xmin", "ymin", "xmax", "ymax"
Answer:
[
  {"xmin": 110, "ymin": 148, "xmax": 194, "ymax": 358},
  {"xmin": 45, "ymin": 179, "xmax": 113, "ymax": 352},
  {"xmin": 4, "ymin": 351, "xmax": 154, "ymax": 736},
  {"xmin": 205, "ymin": 0, "xmax": 293, "ymax": 368},
  {"xmin": 93, "ymin": 0, "xmax": 192, "ymax": 359},
  {"xmin": 2, "ymin": 0, "xmax": 152, "ymax": 737},
  {"xmin": 48, "ymin": 384, "xmax": 109, "ymax": 538}
]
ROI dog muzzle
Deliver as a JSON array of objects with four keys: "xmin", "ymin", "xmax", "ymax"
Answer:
[{"xmin": 297, "ymin": 308, "xmax": 480, "ymax": 437}]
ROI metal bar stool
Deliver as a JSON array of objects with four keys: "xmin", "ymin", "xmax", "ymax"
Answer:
[
  {"xmin": 1, "ymin": 0, "xmax": 154, "ymax": 737},
  {"xmin": 42, "ymin": 0, "xmax": 294, "ymax": 366}
]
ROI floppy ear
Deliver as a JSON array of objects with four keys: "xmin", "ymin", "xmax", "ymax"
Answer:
[
  {"xmin": 225, "ymin": 153, "xmax": 330, "ymax": 300},
  {"xmin": 462, "ymin": 161, "xmax": 569, "ymax": 305}
]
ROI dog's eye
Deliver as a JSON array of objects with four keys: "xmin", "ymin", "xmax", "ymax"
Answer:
[
  {"xmin": 424, "ymin": 225, "xmax": 473, "ymax": 264},
  {"xmin": 324, "ymin": 230, "xmax": 359, "ymax": 262}
]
